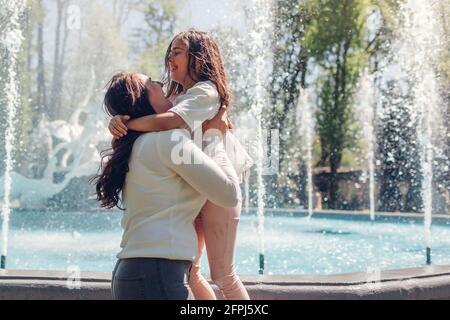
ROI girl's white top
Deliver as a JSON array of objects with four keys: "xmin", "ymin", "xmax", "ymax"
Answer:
[{"xmin": 170, "ymin": 80, "xmax": 254, "ymax": 183}]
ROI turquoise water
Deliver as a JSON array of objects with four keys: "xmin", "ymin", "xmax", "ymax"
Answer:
[{"xmin": 1, "ymin": 210, "xmax": 450, "ymax": 275}]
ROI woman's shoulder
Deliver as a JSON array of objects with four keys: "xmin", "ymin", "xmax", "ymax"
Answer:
[
  {"xmin": 132, "ymin": 130, "xmax": 191, "ymax": 159},
  {"xmin": 136, "ymin": 130, "xmax": 189, "ymax": 143}
]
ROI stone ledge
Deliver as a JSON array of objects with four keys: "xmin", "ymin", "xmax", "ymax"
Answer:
[{"xmin": 1, "ymin": 265, "xmax": 450, "ymax": 300}]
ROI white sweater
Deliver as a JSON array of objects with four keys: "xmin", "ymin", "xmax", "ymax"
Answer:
[{"xmin": 117, "ymin": 129, "xmax": 241, "ymax": 261}]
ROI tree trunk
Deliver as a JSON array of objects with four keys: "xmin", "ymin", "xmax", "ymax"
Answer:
[
  {"xmin": 328, "ymin": 12, "xmax": 352, "ymax": 208},
  {"xmin": 316, "ymin": 137, "xmax": 328, "ymax": 167},
  {"xmin": 328, "ymin": 40, "xmax": 343, "ymax": 209},
  {"xmin": 36, "ymin": 0, "xmax": 46, "ymax": 116},
  {"xmin": 329, "ymin": 146, "xmax": 342, "ymax": 208},
  {"xmin": 50, "ymin": 0, "xmax": 68, "ymax": 119}
]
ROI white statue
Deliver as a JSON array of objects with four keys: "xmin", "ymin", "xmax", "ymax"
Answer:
[{"xmin": 0, "ymin": 72, "xmax": 110, "ymax": 208}]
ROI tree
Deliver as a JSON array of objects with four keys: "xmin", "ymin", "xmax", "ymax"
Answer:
[
  {"xmin": 65, "ymin": 1, "xmax": 128, "ymax": 106},
  {"xmin": 374, "ymin": 0, "xmax": 449, "ymax": 213},
  {"xmin": 112, "ymin": 0, "xmax": 134, "ymax": 27},
  {"xmin": 301, "ymin": 0, "xmax": 386, "ymax": 208},
  {"xmin": 434, "ymin": 0, "xmax": 450, "ymax": 207},
  {"xmin": 131, "ymin": 0, "xmax": 177, "ymax": 78},
  {"xmin": 35, "ymin": 0, "xmax": 47, "ymax": 116},
  {"xmin": 49, "ymin": 0, "xmax": 70, "ymax": 120}
]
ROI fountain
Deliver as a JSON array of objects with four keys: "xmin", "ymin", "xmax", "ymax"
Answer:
[
  {"xmin": 0, "ymin": 70, "xmax": 108, "ymax": 208},
  {"xmin": 296, "ymin": 91, "xmax": 316, "ymax": 219},
  {"xmin": 0, "ymin": 0, "xmax": 26, "ymax": 269},
  {"xmin": 390, "ymin": 0, "xmax": 445, "ymax": 264},
  {"xmin": 355, "ymin": 70, "xmax": 378, "ymax": 221},
  {"xmin": 247, "ymin": 0, "xmax": 274, "ymax": 274},
  {"xmin": 0, "ymin": 1, "xmax": 449, "ymax": 301},
  {"xmin": 244, "ymin": 174, "xmax": 250, "ymax": 215}
]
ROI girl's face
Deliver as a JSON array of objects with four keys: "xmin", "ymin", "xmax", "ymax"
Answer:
[{"xmin": 167, "ymin": 38, "xmax": 192, "ymax": 87}]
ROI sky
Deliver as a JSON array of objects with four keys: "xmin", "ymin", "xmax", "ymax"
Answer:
[
  {"xmin": 177, "ymin": 0, "xmax": 248, "ymax": 32},
  {"xmin": 41, "ymin": 0, "xmax": 250, "ymax": 67}
]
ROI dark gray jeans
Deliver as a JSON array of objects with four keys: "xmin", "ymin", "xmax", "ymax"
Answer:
[{"xmin": 111, "ymin": 257, "xmax": 194, "ymax": 300}]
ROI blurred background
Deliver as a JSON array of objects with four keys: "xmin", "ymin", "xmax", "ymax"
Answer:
[
  {"xmin": 0, "ymin": 0, "xmax": 448, "ymax": 213},
  {"xmin": 0, "ymin": 0, "xmax": 449, "ymax": 274}
]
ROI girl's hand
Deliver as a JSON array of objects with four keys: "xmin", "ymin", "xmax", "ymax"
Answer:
[
  {"xmin": 202, "ymin": 105, "xmax": 229, "ymax": 136},
  {"xmin": 108, "ymin": 115, "xmax": 130, "ymax": 139}
]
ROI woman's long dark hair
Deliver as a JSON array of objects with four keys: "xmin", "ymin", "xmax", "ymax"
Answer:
[{"xmin": 91, "ymin": 72, "xmax": 156, "ymax": 210}]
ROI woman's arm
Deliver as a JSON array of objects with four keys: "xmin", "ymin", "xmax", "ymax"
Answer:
[{"xmin": 157, "ymin": 129, "xmax": 241, "ymax": 208}]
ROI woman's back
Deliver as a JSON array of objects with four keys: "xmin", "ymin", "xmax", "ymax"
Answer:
[{"xmin": 119, "ymin": 129, "xmax": 241, "ymax": 262}]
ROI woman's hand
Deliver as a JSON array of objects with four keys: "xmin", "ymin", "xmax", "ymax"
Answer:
[
  {"xmin": 108, "ymin": 115, "xmax": 130, "ymax": 139},
  {"xmin": 202, "ymin": 105, "xmax": 229, "ymax": 136}
]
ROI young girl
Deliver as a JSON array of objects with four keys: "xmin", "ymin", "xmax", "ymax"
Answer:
[{"xmin": 109, "ymin": 30, "xmax": 252, "ymax": 300}]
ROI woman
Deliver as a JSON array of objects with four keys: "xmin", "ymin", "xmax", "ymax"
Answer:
[
  {"xmin": 108, "ymin": 30, "xmax": 252, "ymax": 300},
  {"xmin": 92, "ymin": 71, "xmax": 241, "ymax": 299}
]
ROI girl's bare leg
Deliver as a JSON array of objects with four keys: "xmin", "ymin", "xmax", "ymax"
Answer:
[
  {"xmin": 188, "ymin": 213, "xmax": 217, "ymax": 300},
  {"xmin": 201, "ymin": 200, "xmax": 250, "ymax": 300}
]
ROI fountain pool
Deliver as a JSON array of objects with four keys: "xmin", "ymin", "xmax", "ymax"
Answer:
[
  {"xmin": 0, "ymin": 0, "xmax": 449, "ymax": 300},
  {"xmin": 2, "ymin": 210, "xmax": 450, "ymax": 275}
]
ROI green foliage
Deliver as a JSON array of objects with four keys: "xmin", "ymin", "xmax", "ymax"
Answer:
[
  {"xmin": 303, "ymin": 0, "xmax": 374, "ymax": 166},
  {"xmin": 270, "ymin": 0, "xmax": 398, "ymax": 208},
  {"xmin": 131, "ymin": 0, "xmax": 178, "ymax": 78},
  {"xmin": 65, "ymin": 1, "xmax": 129, "ymax": 113},
  {"xmin": 135, "ymin": 42, "xmax": 170, "ymax": 78}
]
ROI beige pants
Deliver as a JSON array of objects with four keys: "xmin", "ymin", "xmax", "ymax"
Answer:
[{"xmin": 188, "ymin": 200, "xmax": 250, "ymax": 300}]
